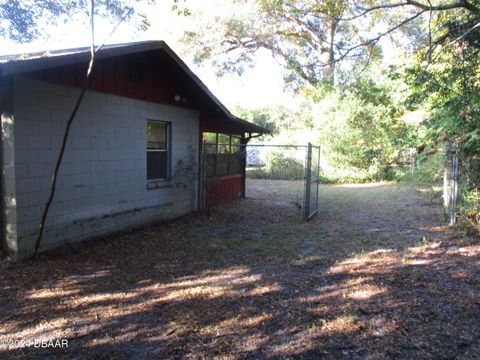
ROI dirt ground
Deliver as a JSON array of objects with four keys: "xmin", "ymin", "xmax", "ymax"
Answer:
[{"xmin": 1, "ymin": 183, "xmax": 479, "ymax": 359}]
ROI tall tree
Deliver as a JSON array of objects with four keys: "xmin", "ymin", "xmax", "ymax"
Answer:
[
  {"xmin": 182, "ymin": 0, "xmax": 356, "ymax": 88},
  {"xmin": 181, "ymin": 0, "xmax": 480, "ymax": 87}
]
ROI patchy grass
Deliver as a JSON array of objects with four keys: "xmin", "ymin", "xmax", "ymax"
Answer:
[{"xmin": 1, "ymin": 183, "xmax": 479, "ymax": 359}]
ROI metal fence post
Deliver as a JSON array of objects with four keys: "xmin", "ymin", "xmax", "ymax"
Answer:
[
  {"xmin": 409, "ymin": 148, "xmax": 416, "ymax": 181},
  {"xmin": 303, "ymin": 143, "xmax": 312, "ymax": 221},
  {"xmin": 444, "ymin": 146, "xmax": 453, "ymax": 210},
  {"xmin": 444, "ymin": 145, "xmax": 460, "ymax": 226},
  {"xmin": 316, "ymin": 145, "xmax": 321, "ymax": 212},
  {"xmin": 240, "ymin": 139, "xmax": 247, "ymax": 198},
  {"xmin": 450, "ymin": 152, "xmax": 460, "ymax": 226}
]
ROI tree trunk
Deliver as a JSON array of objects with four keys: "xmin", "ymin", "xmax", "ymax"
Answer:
[{"xmin": 323, "ymin": 17, "xmax": 337, "ymax": 84}]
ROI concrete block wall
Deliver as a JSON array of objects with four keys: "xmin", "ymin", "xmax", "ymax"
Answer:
[{"xmin": 3, "ymin": 75, "xmax": 199, "ymax": 258}]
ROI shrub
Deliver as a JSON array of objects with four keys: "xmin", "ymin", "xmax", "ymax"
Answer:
[{"xmin": 246, "ymin": 152, "xmax": 304, "ymax": 180}]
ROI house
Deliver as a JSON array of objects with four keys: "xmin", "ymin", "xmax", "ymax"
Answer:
[{"xmin": 0, "ymin": 41, "xmax": 268, "ymax": 259}]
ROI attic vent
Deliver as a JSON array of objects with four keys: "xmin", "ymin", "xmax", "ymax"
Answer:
[{"xmin": 129, "ymin": 56, "xmax": 144, "ymax": 82}]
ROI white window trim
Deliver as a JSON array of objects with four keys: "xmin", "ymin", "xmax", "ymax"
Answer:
[{"xmin": 146, "ymin": 119, "xmax": 171, "ymax": 188}]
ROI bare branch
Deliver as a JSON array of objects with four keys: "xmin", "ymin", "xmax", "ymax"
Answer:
[
  {"xmin": 95, "ymin": 7, "xmax": 133, "ymax": 53},
  {"xmin": 336, "ymin": 0, "xmax": 475, "ymax": 22},
  {"xmin": 427, "ymin": 0, "xmax": 433, "ymax": 62},
  {"xmin": 336, "ymin": 2, "xmax": 410, "ymax": 21},
  {"xmin": 334, "ymin": 10, "xmax": 427, "ymax": 65},
  {"xmin": 406, "ymin": 0, "xmax": 475, "ymax": 11},
  {"xmin": 280, "ymin": 12, "xmax": 328, "ymax": 47},
  {"xmin": 429, "ymin": 21, "xmax": 480, "ymax": 63},
  {"xmin": 32, "ymin": 1, "xmax": 133, "ymax": 259},
  {"xmin": 33, "ymin": 0, "xmax": 96, "ymax": 259},
  {"xmin": 339, "ymin": 41, "xmax": 376, "ymax": 86}
]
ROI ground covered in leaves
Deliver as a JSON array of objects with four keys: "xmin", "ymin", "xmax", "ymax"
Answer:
[{"xmin": 1, "ymin": 183, "xmax": 479, "ymax": 359}]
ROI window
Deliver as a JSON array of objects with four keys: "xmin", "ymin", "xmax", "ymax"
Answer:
[
  {"xmin": 203, "ymin": 132, "xmax": 244, "ymax": 177},
  {"xmin": 147, "ymin": 120, "xmax": 170, "ymax": 181}
]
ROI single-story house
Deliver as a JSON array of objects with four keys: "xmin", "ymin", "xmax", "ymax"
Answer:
[{"xmin": 0, "ymin": 40, "xmax": 268, "ymax": 259}]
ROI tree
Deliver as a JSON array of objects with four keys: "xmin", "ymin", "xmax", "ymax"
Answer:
[
  {"xmin": 182, "ymin": 0, "xmax": 361, "ymax": 87},
  {"xmin": 181, "ymin": 0, "xmax": 480, "ymax": 87},
  {"xmin": 0, "ymin": 0, "xmax": 151, "ymax": 43},
  {"xmin": 234, "ymin": 107, "xmax": 279, "ymax": 135},
  {"xmin": 312, "ymin": 70, "xmax": 418, "ymax": 169},
  {"xmin": 396, "ymin": 0, "xmax": 480, "ymax": 156},
  {"xmin": 406, "ymin": 42, "xmax": 480, "ymax": 154}
]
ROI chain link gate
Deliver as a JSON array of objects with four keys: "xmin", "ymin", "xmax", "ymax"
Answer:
[
  {"xmin": 199, "ymin": 142, "xmax": 321, "ymax": 222},
  {"xmin": 304, "ymin": 143, "xmax": 321, "ymax": 220}
]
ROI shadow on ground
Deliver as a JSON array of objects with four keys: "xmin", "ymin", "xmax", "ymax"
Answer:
[{"xmin": 1, "ymin": 183, "xmax": 479, "ymax": 359}]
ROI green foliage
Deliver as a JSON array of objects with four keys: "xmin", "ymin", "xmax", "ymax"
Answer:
[
  {"xmin": 456, "ymin": 157, "xmax": 480, "ymax": 234},
  {"xmin": 238, "ymin": 69, "xmax": 419, "ymax": 184},
  {"xmin": 414, "ymin": 152, "xmax": 444, "ymax": 187},
  {"xmin": 269, "ymin": 152, "xmax": 304, "ymax": 180},
  {"xmin": 380, "ymin": 166, "xmax": 412, "ymax": 182},
  {"xmin": 234, "ymin": 106, "xmax": 289, "ymax": 136},
  {"xmin": 459, "ymin": 192, "xmax": 480, "ymax": 238},
  {"xmin": 410, "ymin": 152, "xmax": 444, "ymax": 202},
  {"xmin": 405, "ymin": 44, "xmax": 480, "ymax": 156},
  {"xmin": 313, "ymin": 71, "xmax": 419, "ymax": 170},
  {"xmin": 319, "ymin": 167, "xmax": 376, "ymax": 184},
  {"xmin": 247, "ymin": 152, "xmax": 304, "ymax": 180}
]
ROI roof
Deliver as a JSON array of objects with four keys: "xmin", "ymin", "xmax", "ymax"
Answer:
[{"xmin": 0, "ymin": 40, "xmax": 269, "ymax": 135}]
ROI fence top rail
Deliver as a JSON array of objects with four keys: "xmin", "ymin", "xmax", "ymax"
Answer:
[{"xmin": 204, "ymin": 142, "xmax": 311, "ymax": 148}]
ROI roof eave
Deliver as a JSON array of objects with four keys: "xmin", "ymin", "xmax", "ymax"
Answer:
[
  {"xmin": 0, "ymin": 41, "xmax": 166, "ymax": 77},
  {"xmin": 0, "ymin": 40, "xmax": 271, "ymax": 135}
]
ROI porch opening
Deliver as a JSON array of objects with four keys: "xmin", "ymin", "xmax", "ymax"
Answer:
[{"xmin": 199, "ymin": 142, "xmax": 321, "ymax": 222}]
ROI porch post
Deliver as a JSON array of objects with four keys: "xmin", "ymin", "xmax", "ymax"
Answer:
[{"xmin": 240, "ymin": 134, "xmax": 248, "ymax": 198}]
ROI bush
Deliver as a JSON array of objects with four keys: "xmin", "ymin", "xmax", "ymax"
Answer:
[
  {"xmin": 319, "ymin": 167, "xmax": 377, "ymax": 184},
  {"xmin": 381, "ymin": 166, "xmax": 413, "ymax": 182},
  {"xmin": 413, "ymin": 153, "xmax": 443, "ymax": 185},
  {"xmin": 269, "ymin": 152, "xmax": 305, "ymax": 180},
  {"xmin": 246, "ymin": 152, "xmax": 305, "ymax": 180}
]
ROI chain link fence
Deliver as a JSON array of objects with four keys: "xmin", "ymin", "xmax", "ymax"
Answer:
[
  {"xmin": 442, "ymin": 148, "xmax": 480, "ymax": 229},
  {"xmin": 378, "ymin": 148, "xmax": 417, "ymax": 181},
  {"xmin": 246, "ymin": 144, "xmax": 307, "ymax": 205},
  {"xmin": 199, "ymin": 142, "xmax": 321, "ymax": 222},
  {"xmin": 410, "ymin": 145, "xmax": 480, "ymax": 232}
]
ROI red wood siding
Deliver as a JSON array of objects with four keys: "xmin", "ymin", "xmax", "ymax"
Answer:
[
  {"xmin": 206, "ymin": 174, "xmax": 243, "ymax": 205},
  {"xmin": 23, "ymin": 52, "xmax": 201, "ymax": 110},
  {"xmin": 22, "ymin": 50, "xmax": 250, "ymax": 139}
]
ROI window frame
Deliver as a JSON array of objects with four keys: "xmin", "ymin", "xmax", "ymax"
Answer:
[
  {"xmin": 146, "ymin": 119, "xmax": 172, "ymax": 187},
  {"xmin": 203, "ymin": 132, "xmax": 244, "ymax": 177}
]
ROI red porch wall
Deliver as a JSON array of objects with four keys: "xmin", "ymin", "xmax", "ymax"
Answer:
[
  {"xmin": 206, "ymin": 174, "xmax": 243, "ymax": 205},
  {"xmin": 199, "ymin": 113, "xmax": 248, "ymax": 206}
]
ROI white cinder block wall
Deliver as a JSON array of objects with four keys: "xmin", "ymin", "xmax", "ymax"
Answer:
[{"xmin": 4, "ymin": 76, "xmax": 199, "ymax": 258}]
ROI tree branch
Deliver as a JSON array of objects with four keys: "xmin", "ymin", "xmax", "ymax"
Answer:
[
  {"xmin": 406, "ymin": 0, "xmax": 475, "ymax": 11},
  {"xmin": 32, "ymin": 2, "xmax": 133, "ymax": 259},
  {"xmin": 334, "ymin": 10, "xmax": 427, "ymax": 65},
  {"xmin": 279, "ymin": 12, "xmax": 328, "ymax": 47},
  {"xmin": 336, "ymin": 0, "xmax": 475, "ymax": 22},
  {"xmin": 429, "ymin": 21, "xmax": 480, "ymax": 63},
  {"xmin": 336, "ymin": 2, "xmax": 411, "ymax": 21}
]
